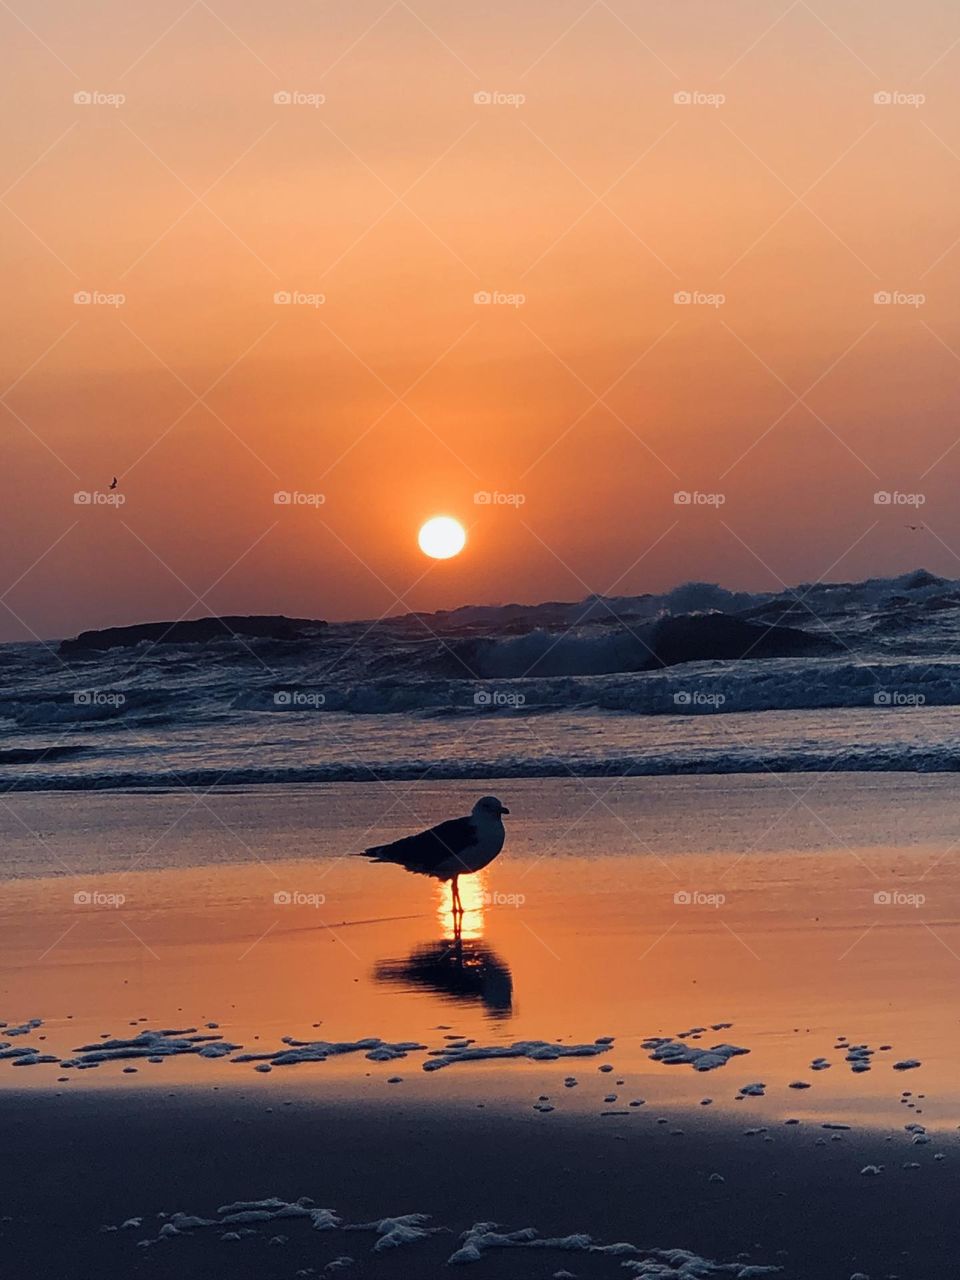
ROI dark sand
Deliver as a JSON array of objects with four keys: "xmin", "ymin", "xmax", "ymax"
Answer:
[{"xmin": 1, "ymin": 1087, "xmax": 955, "ymax": 1278}]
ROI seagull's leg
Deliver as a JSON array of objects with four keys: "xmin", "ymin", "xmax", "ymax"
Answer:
[{"xmin": 452, "ymin": 876, "xmax": 462, "ymax": 916}]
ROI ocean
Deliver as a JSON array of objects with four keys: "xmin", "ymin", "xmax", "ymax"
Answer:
[{"xmin": 4, "ymin": 568, "xmax": 960, "ymax": 792}]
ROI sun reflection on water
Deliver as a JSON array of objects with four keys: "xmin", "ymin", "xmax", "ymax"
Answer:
[{"xmin": 435, "ymin": 872, "xmax": 487, "ymax": 940}]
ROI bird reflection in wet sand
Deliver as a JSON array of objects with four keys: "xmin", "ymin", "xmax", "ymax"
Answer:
[{"xmin": 373, "ymin": 875, "xmax": 513, "ymax": 1018}]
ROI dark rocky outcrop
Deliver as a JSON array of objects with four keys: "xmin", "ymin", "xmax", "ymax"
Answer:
[{"xmin": 59, "ymin": 615, "xmax": 326, "ymax": 656}]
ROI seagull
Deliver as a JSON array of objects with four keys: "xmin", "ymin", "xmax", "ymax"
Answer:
[
  {"xmin": 359, "ymin": 796, "xmax": 510, "ymax": 915},
  {"xmin": 109, "ymin": 476, "xmax": 118, "ymax": 490}
]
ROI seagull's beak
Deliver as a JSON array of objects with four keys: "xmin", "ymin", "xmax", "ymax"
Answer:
[{"xmin": 500, "ymin": 805, "xmax": 510, "ymax": 815}]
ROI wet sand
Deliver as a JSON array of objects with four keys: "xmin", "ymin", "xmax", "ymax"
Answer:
[
  {"xmin": 0, "ymin": 1088, "xmax": 956, "ymax": 1277},
  {"xmin": 2, "ymin": 775, "xmax": 960, "ymax": 1274}
]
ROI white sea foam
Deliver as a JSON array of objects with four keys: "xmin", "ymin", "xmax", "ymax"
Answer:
[
  {"xmin": 114, "ymin": 1193, "xmax": 784, "ymax": 1275},
  {"xmin": 641, "ymin": 1038, "xmax": 750, "ymax": 1072},
  {"xmin": 447, "ymin": 1222, "xmax": 781, "ymax": 1273},
  {"xmin": 423, "ymin": 1039, "xmax": 613, "ymax": 1071},
  {"xmin": 60, "ymin": 1030, "xmax": 240, "ymax": 1068},
  {"xmin": 2, "ymin": 1019, "xmax": 42, "ymax": 1037},
  {"xmin": 344, "ymin": 1213, "xmax": 445, "ymax": 1251},
  {"xmin": 232, "ymin": 1037, "xmax": 426, "ymax": 1068}
]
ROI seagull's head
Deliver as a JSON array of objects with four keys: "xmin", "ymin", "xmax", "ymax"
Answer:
[{"xmin": 474, "ymin": 795, "xmax": 509, "ymax": 820}]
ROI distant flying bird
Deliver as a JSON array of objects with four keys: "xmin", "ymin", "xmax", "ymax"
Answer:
[
  {"xmin": 359, "ymin": 796, "xmax": 510, "ymax": 914},
  {"xmin": 109, "ymin": 476, "xmax": 118, "ymax": 490}
]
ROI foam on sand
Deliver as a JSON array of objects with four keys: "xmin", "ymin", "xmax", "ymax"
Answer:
[
  {"xmin": 232, "ymin": 1038, "xmax": 426, "ymax": 1068},
  {"xmin": 641, "ymin": 1038, "xmax": 750, "ymax": 1072},
  {"xmin": 110, "ymin": 1193, "xmax": 784, "ymax": 1274},
  {"xmin": 447, "ymin": 1222, "xmax": 780, "ymax": 1273},
  {"xmin": 422, "ymin": 1039, "xmax": 613, "ymax": 1071},
  {"xmin": 344, "ymin": 1213, "xmax": 447, "ymax": 1252},
  {"xmin": 218, "ymin": 1199, "xmax": 339, "ymax": 1230},
  {"xmin": 0, "ymin": 1045, "xmax": 58, "ymax": 1065},
  {"xmin": 1, "ymin": 1019, "xmax": 42, "ymax": 1037},
  {"xmin": 60, "ymin": 1030, "xmax": 240, "ymax": 1068}
]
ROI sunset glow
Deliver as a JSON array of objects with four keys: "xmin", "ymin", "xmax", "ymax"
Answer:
[{"xmin": 2, "ymin": 2, "xmax": 959, "ymax": 639}]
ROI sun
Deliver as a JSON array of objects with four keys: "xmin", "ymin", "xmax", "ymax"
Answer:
[{"xmin": 418, "ymin": 515, "xmax": 466, "ymax": 560}]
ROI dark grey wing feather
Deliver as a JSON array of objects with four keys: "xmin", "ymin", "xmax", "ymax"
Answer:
[{"xmin": 363, "ymin": 816, "xmax": 477, "ymax": 874}]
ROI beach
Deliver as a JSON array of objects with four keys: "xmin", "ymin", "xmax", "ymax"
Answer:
[
  {"xmin": 5, "ymin": 0, "xmax": 958, "ymax": 1265},
  {"xmin": 2, "ymin": 774, "xmax": 959, "ymax": 1276}
]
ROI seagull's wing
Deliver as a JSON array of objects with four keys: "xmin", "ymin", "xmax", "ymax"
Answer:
[{"xmin": 361, "ymin": 815, "xmax": 477, "ymax": 875}]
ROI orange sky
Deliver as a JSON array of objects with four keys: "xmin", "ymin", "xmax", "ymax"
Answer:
[{"xmin": 2, "ymin": 0, "xmax": 960, "ymax": 641}]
